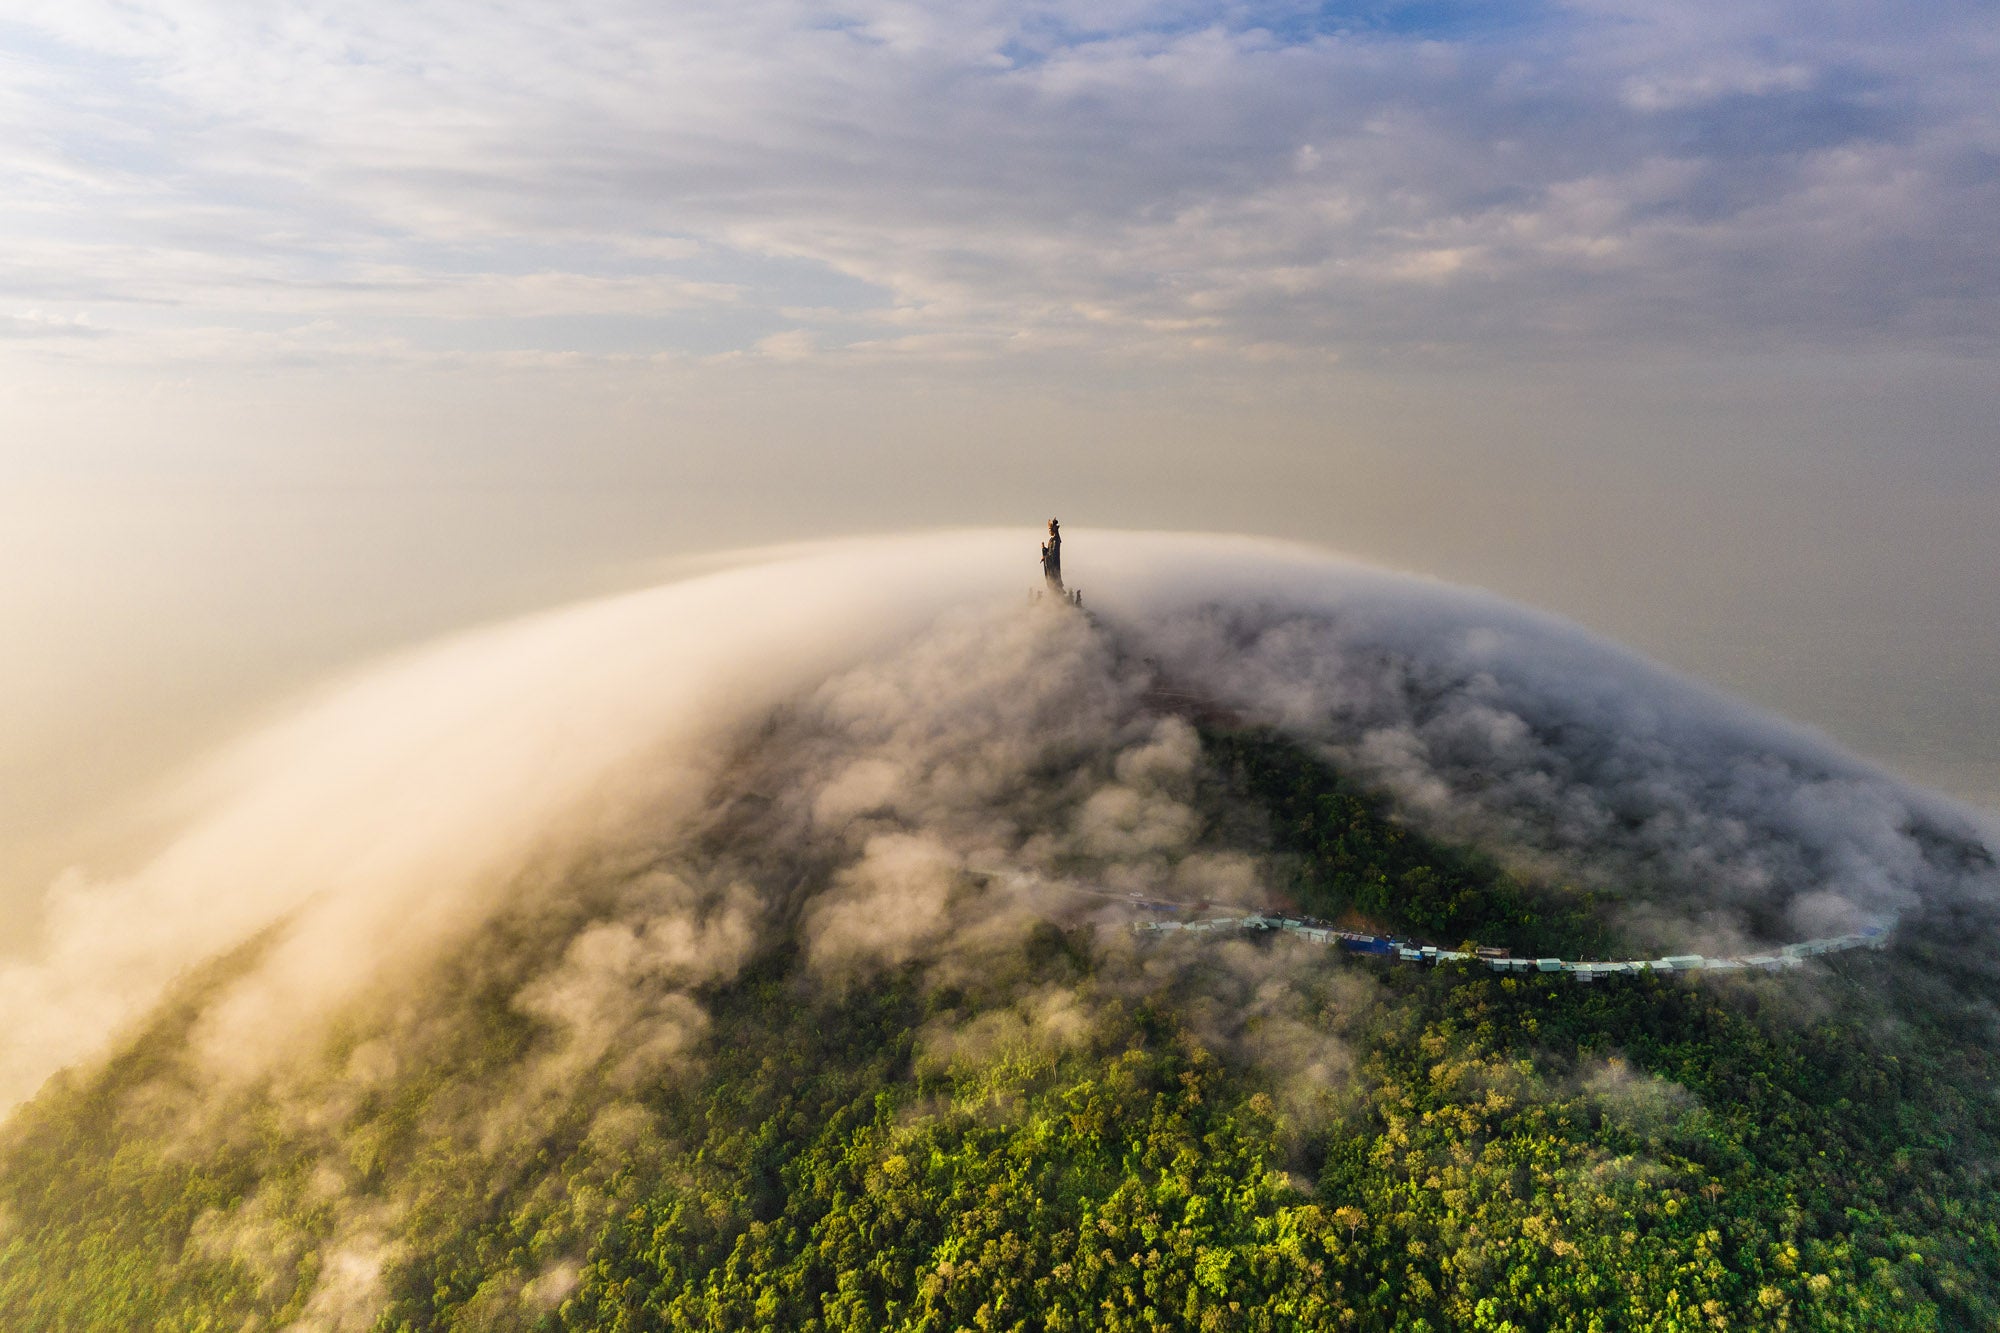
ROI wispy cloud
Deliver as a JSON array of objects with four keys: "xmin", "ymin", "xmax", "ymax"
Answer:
[
  {"xmin": 0, "ymin": 310, "xmax": 103, "ymax": 340},
  {"xmin": 1, "ymin": 1, "xmax": 1994, "ymax": 365}
]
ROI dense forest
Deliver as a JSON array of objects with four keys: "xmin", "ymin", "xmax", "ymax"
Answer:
[{"xmin": 2, "ymin": 727, "xmax": 1996, "ymax": 1331}]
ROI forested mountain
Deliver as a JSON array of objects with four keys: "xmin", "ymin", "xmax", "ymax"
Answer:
[{"xmin": 3, "ymin": 717, "xmax": 1995, "ymax": 1331}]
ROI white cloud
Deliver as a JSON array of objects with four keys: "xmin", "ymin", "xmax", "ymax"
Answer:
[
  {"xmin": 0, "ymin": 1, "xmax": 1993, "ymax": 365},
  {"xmin": 8, "ymin": 529, "xmax": 1995, "ymax": 1113}
]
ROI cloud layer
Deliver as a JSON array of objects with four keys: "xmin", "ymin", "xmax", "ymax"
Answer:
[
  {"xmin": 4, "ymin": 0, "xmax": 1995, "ymax": 366},
  {"xmin": 4, "ymin": 529, "xmax": 1993, "ymax": 1118}
]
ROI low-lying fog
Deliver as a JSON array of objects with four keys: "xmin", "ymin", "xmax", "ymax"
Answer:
[{"xmin": 2, "ymin": 529, "xmax": 1994, "ymax": 1114}]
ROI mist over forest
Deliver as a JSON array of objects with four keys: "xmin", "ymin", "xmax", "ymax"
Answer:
[
  {"xmin": 2, "ymin": 533, "xmax": 1995, "ymax": 1329},
  {"xmin": 7, "ymin": 0, "xmax": 1999, "ymax": 1324}
]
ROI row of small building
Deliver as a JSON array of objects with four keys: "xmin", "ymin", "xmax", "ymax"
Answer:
[{"xmin": 1132, "ymin": 913, "xmax": 1890, "ymax": 981}]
